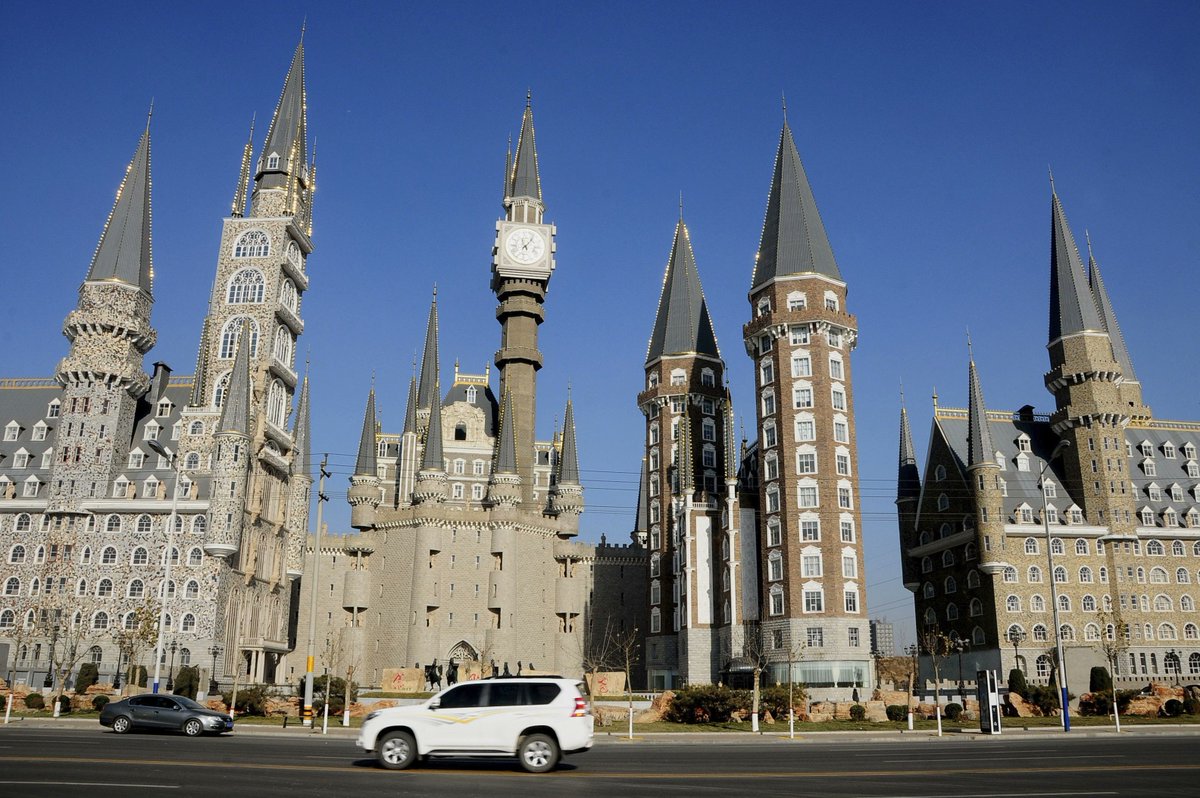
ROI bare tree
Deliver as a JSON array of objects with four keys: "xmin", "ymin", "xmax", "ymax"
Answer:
[
  {"xmin": 1094, "ymin": 609, "xmax": 1130, "ymax": 732},
  {"xmin": 45, "ymin": 605, "xmax": 103, "ymax": 716},
  {"xmin": 741, "ymin": 622, "xmax": 772, "ymax": 732},
  {"xmin": 111, "ymin": 603, "xmax": 160, "ymax": 692},
  {"xmin": 607, "ymin": 624, "xmax": 641, "ymax": 740},
  {"xmin": 919, "ymin": 628, "xmax": 953, "ymax": 737}
]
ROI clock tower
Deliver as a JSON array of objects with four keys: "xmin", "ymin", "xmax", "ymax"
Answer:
[{"xmin": 492, "ymin": 94, "xmax": 556, "ymax": 504}]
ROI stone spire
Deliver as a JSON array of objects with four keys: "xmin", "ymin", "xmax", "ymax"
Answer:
[
  {"xmin": 421, "ymin": 385, "xmax": 444, "ymax": 471},
  {"xmin": 401, "ymin": 373, "xmax": 418, "ymax": 436},
  {"xmin": 897, "ymin": 402, "xmax": 921, "ymax": 503},
  {"xmin": 189, "ymin": 318, "xmax": 211, "ymax": 406},
  {"xmin": 646, "ymin": 218, "xmax": 720, "ymax": 363},
  {"xmin": 966, "ymin": 356, "xmax": 996, "ymax": 470},
  {"xmin": 291, "ymin": 372, "xmax": 311, "ymax": 478},
  {"xmin": 231, "ymin": 115, "xmax": 255, "ymax": 218},
  {"xmin": 353, "ymin": 387, "xmax": 377, "ymax": 477},
  {"xmin": 632, "ymin": 456, "xmax": 649, "ymax": 546},
  {"xmin": 487, "ymin": 389, "xmax": 521, "ymax": 507},
  {"xmin": 86, "ymin": 120, "xmax": 154, "ymax": 294},
  {"xmin": 416, "ymin": 291, "xmax": 440, "ymax": 411},
  {"xmin": 255, "ymin": 38, "xmax": 307, "ymax": 193},
  {"xmin": 750, "ymin": 118, "xmax": 840, "ymax": 288},
  {"xmin": 217, "ymin": 321, "xmax": 253, "ymax": 436},
  {"xmin": 550, "ymin": 394, "xmax": 584, "ymax": 517},
  {"xmin": 1048, "ymin": 185, "xmax": 1105, "ymax": 343},
  {"xmin": 1086, "ymin": 235, "xmax": 1138, "ymax": 384},
  {"xmin": 506, "ymin": 92, "xmax": 541, "ymax": 203}
]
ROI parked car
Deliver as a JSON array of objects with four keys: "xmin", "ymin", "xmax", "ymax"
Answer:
[
  {"xmin": 99, "ymin": 694, "xmax": 234, "ymax": 736},
  {"xmin": 357, "ymin": 677, "xmax": 593, "ymax": 773}
]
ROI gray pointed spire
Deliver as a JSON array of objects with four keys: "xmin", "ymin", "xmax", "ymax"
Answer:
[
  {"xmin": 634, "ymin": 456, "xmax": 649, "ymax": 531},
  {"xmin": 646, "ymin": 218, "xmax": 720, "ymax": 363},
  {"xmin": 495, "ymin": 389, "xmax": 518, "ymax": 475},
  {"xmin": 507, "ymin": 93, "xmax": 541, "ymax": 201},
  {"xmin": 1049, "ymin": 188, "xmax": 1105, "ymax": 342},
  {"xmin": 217, "ymin": 321, "xmax": 253, "ymax": 435},
  {"xmin": 558, "ymin": 396, "xmax": 581, "ymax": 485},
  {"xmin": 231, "ymin": 115, "xmax": 255, "ymax": 217},
  {"xmin": 402, "ymin": 374, "xmax": 418, "ymax": 435},
  {"xmin": 354, "ymin": 387, "xmax": 377, "ymax": 477},
  {"xmin": 966, "ymin": 358, "xmax": 996, "ymax": 469},
  {"xmin": 189, "ymin": 317, "xmax": 211, "ymax": 406},
  {"xmin": 897, "ymin": 404, "xmax": 921, "ymax": 502},
  {"xmin": 256, "ymin": 39, "xmax": 308, "ymax": 192},
  {"xmin": 1087, "ymin": 240, "xmax": 1138, "ymax": 383},
  {"xmin": 87, "ymin": 123, "xmax": 154, "ymax": 294},
  {"xmin": 422, "ymin": 384, "xmax": 444, "ymax": 470},
  {"xmin": 291, "ymin": 373, "xmax": 311, "ymax": 478},
  {"xmin": 416, "ymin": 292, "xmax": 440, "ymax": 410},
  {"xmin": 751, "ymin": 119, "xmax": 840, "ymax": 288}
]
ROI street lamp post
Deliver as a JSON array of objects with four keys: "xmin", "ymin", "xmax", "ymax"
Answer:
[
  {"xmin": 1040, "ymin": 439, "xmax": 1071, "ymax": 732},
  {"xmin": 113, "ymin": 648, "xmax": 123, "ymax": 692},
  {"xmin": 302, "ymin": 456, "xmax": 331, "ymax": 727},
  {"xmin": 905, "ymin": 644, "xmax": 917, "ymax": 731},
  {"xmin": 1167, "ymin": 649, "xmax": 1180, "ymax": 686},
  {"xmin": 1007, "ymin": 627, "xmax": 1027, "ymax": 678},
  {"xmin": 147, "ymin": 439, "xmax": 183, "ymax": 695},
  {"xmin": 953, "ymin": 639, "xmax": 971, "ymax": 699},
  {"xmin": 209, "ymin": 644, "xmax": 222, "ymax": 695},
  {"xmin": 167, "ymin": 641, "xmax": 178, "ymax": 692}
]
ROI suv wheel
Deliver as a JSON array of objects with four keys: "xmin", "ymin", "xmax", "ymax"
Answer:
[
  {"xmin": 518, "ymin": 733, "xmax": 559, "ymax": 773},
  {"xmin": 377, "ymin": 730, "xmax": 417, "ymax": 770}
]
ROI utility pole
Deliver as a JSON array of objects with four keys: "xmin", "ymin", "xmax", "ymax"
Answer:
[{"xmin": 302, "ymin": 455, "xmax": 331, "ymax": 727}]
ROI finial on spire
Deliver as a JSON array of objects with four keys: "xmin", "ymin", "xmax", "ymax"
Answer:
[
  {"xmin": 432, "ymin": 283, "xmax": 437, "ymax": 298},
  {"xmin": 932, "ymin": 386, "xmax": 938, "ymax": 409},
  {"xmin": 781, "ymin": 91, "xmax": 788, "ymax": 123},
  {"xmin": 370, "ymin": 370, "xmax": 376, "ymax": 390},
  {"xmin": 300, "ymin": 16, "xmax": 307, "ymax": 42},
  {"xmin": 146, "ymin": 99, "xmax": 155, "ymax": 129},
  {"xmin": 1048, "ymin": 164, "xmax": 1056, "ymax": 194},
  {"xmin": 526, "ymin": 88, "xmax": 532, "ymax": 106},
  {"xmin": 678, "ymin": 191, "xmax": 684, "ymax": 221},
  {"xmin": 899, "ymin": 379, "xmax": 906, "ymax": 408},
  {"xmin": 1085, "ymin": 228, "xmax": 1094, "ymax": 260},
  {"xmin": 966, "ymin": 328, "xmax": 973, "ymax": 360},
  {"xmin": 411, "ymin": 353, "xmax": 417, "ymax": 375}
]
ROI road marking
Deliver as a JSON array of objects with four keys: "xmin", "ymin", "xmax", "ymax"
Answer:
[
  {"xmin": 881, "ymin": 755, "xmax": 1115, "ymax": 762},
  {"xmin": 0, "ymin": 781, "xmax": 178, "ymax": 789},
  {"xmin": 874, "ymin": 793, "xmax": 1115, "ymax": 798}
]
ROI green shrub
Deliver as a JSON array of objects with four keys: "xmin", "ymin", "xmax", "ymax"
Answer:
[
  {"xmin": 0, "ymin": 694, "xmax": 5, "ymax": 711},
  {"xmin": 75, "ymin": 663, "xmax": 100, "ymax": 694},
  {"xmin": 133, "ymin": 665, "xmax": 147, "ymax": 688},
  {"xmin": 56, "ymin": 694, "xmax": 71, "ymax": 714},
  {"xmin": 173, "ymin": 666, "xmax": 200, "ymax": 700},
  {"xmin": 92, "ymin": 695, "xmax": 110, "ymax": 711},
  {"xmin": 303, "ymin": 675, "xmax": 359, "ymax": 708},
  {"xmin": 1007, "ymin": 669, "xmax": 1027, "ymax": 697},
  {"xmin": 1183, "ymin": 697, "xmax": 1200, "ymax": 716},
  {"xmin": 664, "ymin": 684, "xmax": 746, "ymax": 723},
  {"xmin": 759, "ymin": 685, "xmax": 803, "ymax": 719},
  {"xmin": 1079, "ymin": 691, "xmax": 1112, "ymax": 716},
  {"xmin": 1023, "ymin": 684, "xmax": 1059, "ymax": 716},
  {"xmin": 24, "ymin": 693, "xmax": 45, "ymax": 710},
  {"xmin": 849, "ymin": 704, "xmax": 866, "ymax": 721},
  {"xmin": 223, "ymin": 684, "xmax": 270, "ymax": 716},
  {"xmin": 886, "ymin": 704, "xmax": 907, "ymax": 722},
  {"xmin": 1162, "ymin": 699, "xmax": 1183, "ymax": 717},
  {"xmin": 944, "ymin": 702, "xmax": 963, "ymax": 721},
  {"xmin": 1089, "ymin": 666, "xmax": 1112, "ymax": 694}
]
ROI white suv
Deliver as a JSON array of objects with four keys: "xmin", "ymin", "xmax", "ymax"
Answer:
[{"xmin": 358, "ymin": 677, "xmax": 594, "ymax": 773}]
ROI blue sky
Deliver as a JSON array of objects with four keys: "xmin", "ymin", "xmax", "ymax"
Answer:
[{"xmin": 2, "ymin": 1, "xmax": 1198, "ymax": 646}]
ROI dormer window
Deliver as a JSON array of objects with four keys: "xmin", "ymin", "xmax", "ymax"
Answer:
[
  {"xmin": 787, "ymin": 292, "xmax": 806, "ymax": 311},
  {"xmin": 13, "ymin": 449, "xmax": 30, "ymax": 469},
  {"xmin": 1016, "ymin": 452, "xmax": 1030, "ymax": 472},
  {"xmin": 156, "ymin": 399, "xmax": 172, "ymax": 418},
  {"xmin": 700, "ymin": 368, "xmax": 716, "ymax": 388},
  {"xmin": 1140, "ymin": 507, "xmax": 1155, "ymax": 526},
  {"xmin": 1170, "ymin": 484, "xmax": 1184, "ymax": 502},
  {"xmin": 266, "ymin": 152, "xmax": 280, "ymax": 170},
  {"xmin": 1143, "ymin": 458, "xmax": 1157, "ymax": 477},
  {"xmin": 1164, "ymin": 509, "xmax": 1179, "ymax": 526},
  {"xmin": 30, "ymin": 423, "xmax": 46, "ymax": 444},
  {"xmin": 144, "ymin": 423, "xmax": 160, "ymax": 442},
  {"xmin": 128, "ymin": 450, "xmax": 145, "ymax": 469},
  {"xmin": 995, "ymin": 451, "xmax": 1006, "ymax": 470},
  {"xmin": 1147, "ymin": 483, "xmax": 1162, "ymax": 502},
  {"xmin": 4, "ymin": 422, "xmax": 19, "ymax": 441},
  {"xmin": 1139, "ymin": 441, "xmax": 1154, "ymax": 457},
  {"xmin": 1045, "ymin": 505, "xmax": 1059, "ymax": 524},
  {"xmin": 465, "ymin": 386, "xmax": 477, "ymax": 403},
  {"xmin": 46, "ymin": 400, "xmax": 60, "ymax": 418},
  {"xmin": 1018, "ymin": 504, "xmax": 1034, "ymax": 524},
  {"xmin": 1183, "ymin": 443, "xmax": 1197, "ymax": 460},
  {"xmin": 1070, "ymin": 507, "xmax": 1084, "ymax": 525},
  {"xmin": 1042, "ymin": 479, "xmax": 1057, "ymax": 498},
  {"xmin": 1163, "ymin": 442, "xmax": 1176, "ymax": 459},
  {"xmin": 22, "ymin": 476, "xmax": 39, "ymax": 497}
]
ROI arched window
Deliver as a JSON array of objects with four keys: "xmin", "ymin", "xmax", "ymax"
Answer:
[
  {"xmin": 76, "ymin": 578, "xmax": 87, "ymax": 596},
  {"xmin": 1003, "ymin": 567, "xmax": 1017, "ymax": 583},
  {"xmin": 163, "ymin": 547, "xmax": 180, "ymax": 566},
  {"xmin": 1186, "ymin": 626, "xmax": 1199, "ymax": 642},
  {"xmin": 187, "ymin": 548, "xmax": 202, "ymax": 566},
  {"xmin": 1006, "ymin": 595, "xmax": 1020, "ymax": 612},
  {"xmin": 1084, "ymin": 623, "xmax": 1100, "ymax": 641},
  {"xmin": 101, "ymin": 547, "xmax": 117, "ymax": 564},
  {"xmin": 1024, "ymin": 538, "xmax": 1039, "ymax": 555},
  {"xmin": 1031, "ymin": 595, "xmax": 1045, "ymax": 612},
  {"xmin": 280, "ymin": 277, "xmax": 299, "ymax": 312},
  {"xmin": 8, "ymin": 545, "xmax": 25, "ymax": 563},
  {"xmin": 1053, "ymin": 566, "xmax": 1067, "ymax": 583},
  {"xmin": 964, "ymin": 542, "xmax": 977, "ymax": 561},
  {"xmin": 1082, "ymin": 595, "xmax": 1096, "ymax": 612},
  {"xmin": 969, "ymin": 598, "xmax": 983, "ymax": 616},
  {"xmin": 1159, "ymin": 623, "xmax": 1178, "ymax": 640},
  {"xmin": 272, "ymin": 326, "xmax": 293, "ymax": 367},
  {"xmin": 1183, "ymin": 595, "xmax": 1195, "ymax": 612},
  {"xmin": 923, "ymin": 608, "xmax": 937, "ymax": 625},
  {"xmin": 127, "ymin": 579, "xmax": 145, "ymax": 598},
  {"xmin": 1079, "ymin": 567, "xmax": 1093, "ymax": 583},
  {"xmin": 944, "ymin": 576, "xmax": 957, "ymax": 594},
  {"xmin": 131, "ymin": 547, "xmax": 148, "ymax": 565},
  {"xmin": 946, "ymin": 603, "xmax": 959, "ymax": 620},
  {"xmin": 232, "ymin": 230, "xmax": 270, "ymax": 258},
  {"xmin": 219, "ymin": 317, "xmax": 259, "ymax": 359},
  {"xmin": 1058, "ymin": 594, "xmax": 1071, "ymax": 612},
  {"xmin": 15, "ymin": 513, "xmax": 31, "ymax": 532},
  {"xmin": 1147, "ymin": 539, "xmax": 1165, "ymax": 555},
  {"xmin": 226, "ymin": 268, "xmax": 265, "ymax": 303},
  {"xmin": 184, "ymin": 580, "xmax": 200, "ymax": 599},
  {"xmin": 189, "ymin": 420, "xmax": 205, "ymax": 435},
  {"xmin": 193, "ymin": 516, "xmax": 207, "ymax": 535},
  {"xmin": 1150, "ymin": 567, "xmax": 1169, "ymax": 584},
  {"xmin": 0, "ymin": 609, "xmax": 14, "ymax": 628},
  {"xmin": 1028, "ymin": 566, "xmax": 1042, "ymax": 583},
  {"xmin": 4, "ymin": 577, "xmax": 19, "ymax": 595},
  {"xmin": 922, "ymin": 582, "xmax": 935, "ymax": 599},
  {"xmin": 966, "ymin": 570, "xmax": 980, "ymax": 589},
  {"xmin": 267, "ymin": 380, "xmax": 287, "ymax": 427},
  {"xmin": 93, "ymin": 611, "xmax": 109, "ymax": 631},
  {"xmin": 942, "ymin": 550, "xmax": 955, "ymax": 567},
  {"xmin": 1075, "ymin": 538, "xmax": 1089, "ymax": 555},
  {"xmin": 921, "ymin": 556, "xmax": 932, "ymax": 573},
  {"xmin": 1033, "ymin": 624, "xmax": 1048, "ymax": 642},
  {"xmin": 136, "ymin": 514, "xmax": 152, "ymax": 534},
  {"xmin": 1154, "ymin": 594, "xmax": 1172, "ymax": 612},
  {"xmin": 106, "ymin": 515, "xmax": 122, "ymax": 533},
  {"xmin": 184, "ymin": 452, "xmax": 201, "ymax": 470}
]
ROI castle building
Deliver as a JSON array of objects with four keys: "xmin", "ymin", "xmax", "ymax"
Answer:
[
  {"xmin": 0, "ymin": 39, "xmax": 315, "ymax": 689},
  {"xmin": 900, "ymin": 185, "xmax": 1200, "ymax": 692},
  {"xmin": 639, "ymin": 117, "xmax": 874, "ymax": 697},
  {"xmin": 294, "ymin": 98, "xmax": 646, "ymax": 687}
]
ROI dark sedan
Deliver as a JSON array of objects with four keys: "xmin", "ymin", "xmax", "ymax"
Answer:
[{"xmin": 99, "ymin": 694, "xmax": 234, "ymax": 736}]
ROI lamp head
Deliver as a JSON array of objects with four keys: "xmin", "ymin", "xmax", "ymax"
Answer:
[{"xmin": 146, "ymin": 439, "xmax": 171, "ymax": 461}]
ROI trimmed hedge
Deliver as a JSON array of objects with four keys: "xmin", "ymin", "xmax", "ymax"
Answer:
[
  {"xmin": 665, "ymin": 685, "xmax": 746, "ymax": 723},
  {"xmin": 849, "ymin": 704, "xmax": 866, "ymax": 721},
  {"xmin": 886, "ymin": 704, "xmax": 907, "ymax": 722},
  {"xmin": 24, "ymin": 693, "xmax": 45, "ymax": 710},
  {"xmin": 944, "ymin": 702, "xmax": 963, "ymax": 720},
  {"xmin": 92, "ymin": 695, "xmax": 110, "ymax": 711},
  {"xmin": 75, "ymin": 663, "xmax": 100, "ymax": 694}
]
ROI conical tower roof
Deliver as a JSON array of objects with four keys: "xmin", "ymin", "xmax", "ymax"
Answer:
[
  {"xmin": 751, "ymin": 118, "xmax": 840, "ymax": 288},
  {"xmin": 897, "ymin": 404, "xmax": 921, "ymax": 501},
  {"xmin": 354, "ymin": 388, "xmax": 377, "ymax": 477},
  {"xmin": 967, "ymin": 358, "xmax": 996, "ymax": 469},
  {"xmin": 422, "ymin": 385, "xmax": 444, "ymax": 470},
  {"xmin": 87, "ymin": 122, "xmax": 154, "ymax": 294},
  {"xmin": 1049, "ymin": 187, "xmax": 1105, "ymax": 342},
  {"xmin": 417, "ymin": 293, "xmax": 440, "ymax": 410},
  {"xmin": 291, "ymin": 373, "xmax": 311, "ymax": 478},
  {"xmin": 217, "ymin": 321, "xmax": 253, "ymax": 435},
  {"xmin": 507, "ymin": 93, "xmax": 541, "ymax": 201},
  {"xmin": 402, "ymin": 374, "xmax": 418, "ymax": 435},
  {"xmin": 494, "ymin": 389, "xmax": 518, "ymax": 475},
  {"xmin": 1087, "ymin": 239, "xmax": 1138, "ymax": 383},
  {"xmin": 646, "ymin": 218, "xmax": 720, "ymax": 363},
  {"xmin": 558, "ymin": 396, "xmax": 581, "ymax": 485},
  {"xmin": 256, "ymin": 39, "xmax": 307, "ymax": 192}
]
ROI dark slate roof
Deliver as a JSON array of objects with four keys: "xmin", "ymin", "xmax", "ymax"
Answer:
[
  {"xmin": 1049, "ymin": 190, "xmax": 1106, "ymax": 342},
  {"xmin": 1088, "ymin": 248, "xmax": 1138, "ymax": 383},
  {"xmin": 217, "ymin": 322, "xmax": 252, "ymax": 435},
  {"xmin": 87, "ymin": 125, "xmax": 153, "ymax": 294},
  {"xmin": 508, "ymin": 95, "xmax": 541, "ymax": 201},
  {"xmin": 633, "ymin": 456, "xmax": 648, "ymax": 531},
  {"xmin": 751, "ymin": 120, "xmax": 840, "ymax": 288},
  {"xmin": 966, "ymin": 359, "xmax": 996, "ymax": 469},
  {"xmin": 422, "ymin": 385, "xmax": 444, "ymax": 470},
  {"xmin": 443, "ymin": 380, "xmax": 498, "ymax": 437},
  {"xmin": 401, "ymin": 374, "xmax": 418, "ymax": 435},
  {"xmin": 189, "ymin": 318, "xmax": 211, "ymax": 407},
  {"xmin": 558, "ymin": 397, "xmax": 580, "ymax": 485},
  {"xmin": 897, "ymin": 406, "xmax": 920, "ymax": 501},
  {"xmin": 417, "ymin": 295, "xmax": 439, "ymax": 411},
  {"xmin": 646, "ymin": 219, "xmax": 720, "ymax": 363},
  {"xmin": 256, "ymin": 40, "xmax": 307, "ymax": 191},
  {"xmin": 354, "ymin": 388, "xmax": 377, "ymax": 477},
  {"xmin": 291, "ymin": 375, "xmax": 311, "ymax": 478},
  {"xmin": 494, "ymin": 390, "xmax": 517, "ymax": 475}
]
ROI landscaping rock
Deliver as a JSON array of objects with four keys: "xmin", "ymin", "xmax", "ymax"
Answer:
[
  {"xmin": 864, "ymin": 701, "xmax": 889, "ymax": 722},
  {"xmin": 1006, "ymin": 693, "xmax": 1040, "ymax": 717},
  {"xmin": 1125, "ymin": 695, "xmax": 1163, "ymax": 716}
]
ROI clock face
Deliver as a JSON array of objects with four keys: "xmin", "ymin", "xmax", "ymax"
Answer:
[{"xmin": 505, "ymin": 227, "xmax": 546, "ymax": 265}]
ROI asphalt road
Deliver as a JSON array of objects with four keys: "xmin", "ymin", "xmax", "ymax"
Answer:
[{"xmin": 0, "ymin": 723, "xmax": 1197, "ymax": 797}]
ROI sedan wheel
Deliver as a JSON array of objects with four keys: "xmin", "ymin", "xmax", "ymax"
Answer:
[
  {"xmin": 111, "ymin": 716, "xmax": 132, "ymax": 734},
  {"xmin": 518, "ymin": 733, "xmax": 560, "ymax": 773},
  {"xmin": 377, "ymin": 730, "xmax": 417, "ymax": 770},
  {"xmin": 183, "ymin": 718, "xmax": 204, "ymax": 737}
]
